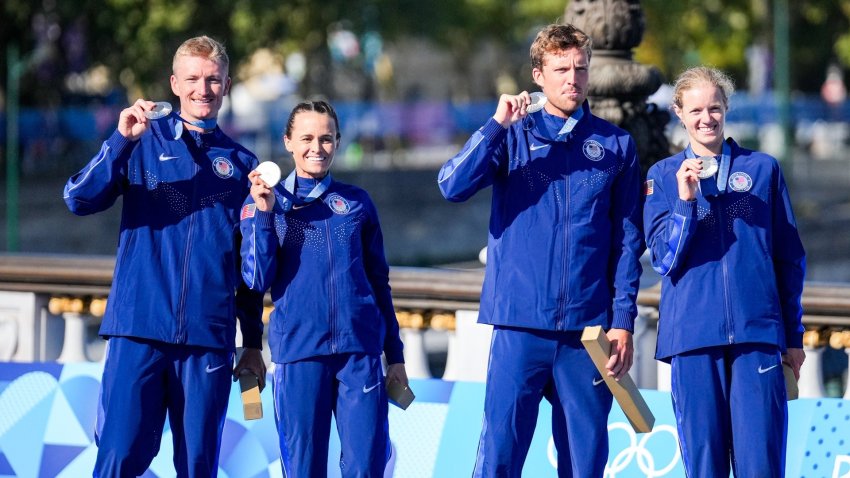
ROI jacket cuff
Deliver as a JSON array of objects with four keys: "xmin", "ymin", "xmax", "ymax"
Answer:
[
  {"xmin": 481, "ymin": 117, "xmax": 508, "ymax": 143},
  {"xmin": 785, "ymin": 329, "xmax": 804, "ymax": 350},
  {"xmin": 385, "ymin": 348, "xmax": 405, "ymax": 366},
  {"xmin": 611, "ymin": 309, "xmax": 635, "ymax": 333},
  {"xmin": 241, "ymin": 334, "xmax": 263, "ymax": 350},
  {"xmin": 105, "ymin": 129, "xmax": 137, "ymax": 157},
  {"xmin": 674, "ymin": 198, "xmax": 697, "ymax": 217},
  {"xmin": 254, "ymin": 210, "xmax": 275, "ymax": 228}
]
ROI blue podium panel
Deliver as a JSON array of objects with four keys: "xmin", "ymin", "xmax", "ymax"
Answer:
[{"xmin": 1, "ymin": 362, "xmax": 848, "ymax": 478}]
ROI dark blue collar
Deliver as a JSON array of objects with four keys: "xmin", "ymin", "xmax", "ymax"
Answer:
[{"xmin": 279, "ymin": 171, "xmax": 332, "ymax": 212}]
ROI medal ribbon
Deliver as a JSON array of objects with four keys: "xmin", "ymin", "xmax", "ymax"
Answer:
[
  {"xmin": 556, "ymin": 105, "xmax": 584, "ymax": 138},
  {"xmin": 279, "ymin": 170, "xmax": 332, "ymax": 212},
  {"xmin": 171, "ymin": 113, "xmax": 218, "ymax": 139}
]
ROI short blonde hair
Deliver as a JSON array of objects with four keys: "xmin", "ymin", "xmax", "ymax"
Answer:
[
  {"xmin": 672, "ymin": 66, "xmax": 735, "ymax": 110},
  {"xmin": 172, "ymin": 35, "xmax": 229, "ymax": 74}
]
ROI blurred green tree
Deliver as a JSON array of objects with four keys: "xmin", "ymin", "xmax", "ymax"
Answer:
[
  {"xmin": 637, "ymin": 0, "xmax": 850, "ymax": 93},
  {"xmin": 1, "ymin": 0, "xmax": 849, "ymax": 106}
]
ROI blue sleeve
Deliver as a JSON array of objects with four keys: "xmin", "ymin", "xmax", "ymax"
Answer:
[
  {"xmin": 239, "ymin": 195, "xmax": 279, "ymax": 293},
  {"xmin": 643, "ymin": 165, "xmax": 698, "ymax": 278},
  {"xmin": 771, "ymin": 166, "xmax": 806, "ymax": 349},
  {"xmin": 63, "ymin": 129, "xmax": 136, "ymax": 215},
  {"xmin": 361, "ymin": 198, "xmax": 405, "ymax": 365},
  {"xmin": 437, "ymin": 118, "xmax": 507, "ymax": 201},
  {"xmin": 608, "ymin": 137, "xmax": 646, "ymax": 332},
  {"xmin": 234, "ymin": 246, "xmax": 266, "ymax": 349}
]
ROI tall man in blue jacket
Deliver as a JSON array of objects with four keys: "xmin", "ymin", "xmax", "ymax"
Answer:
[
  {"xmin": 64, "ymin": 36, "xmax": 266, "ymax": 477},
  {"xmin": 438, "ymin": 24, "xmax": 644, "ymax": 477}
]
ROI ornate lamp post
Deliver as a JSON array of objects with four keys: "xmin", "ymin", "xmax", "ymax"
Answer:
[{"xmin": 564, "ymin": 0, "xmax": 671, "ymax": 176}]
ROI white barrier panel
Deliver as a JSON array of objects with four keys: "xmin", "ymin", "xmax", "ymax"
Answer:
[
  {"xmin": 800, "ymin": 345, "xmax": 827, "ymax": 398},
  {"xmin": 56, "ymin": 313, "xmax": 91, "ymax": 363},
  {"xmin": 0, "ymin": 317, "xmax": 16, "ymax": 361},
  {"xmin": 0, "ymin": 291, "xmax": 61, "ymax": 362},
  {"xmin": 400, "ymin": 328, "xmax": 432, "ymax": 379},
  {"xmin": 439, "ymin": 310, "xmax": 492, "ymax": 382},
  {"xmin": 845, "ymin": 350, "xmax": 850, "ymax": 401},
  {"xmin": 632, "ymin": 307, "xmax": 658, "ymax": 389},
  {"xmin": 656, "ymin": 361, "xmax": 672, "ymax": 392}
]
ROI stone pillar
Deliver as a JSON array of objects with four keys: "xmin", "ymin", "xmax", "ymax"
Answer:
[
  {"xmin": 441, "ymin": 310, "xmax": 492, "ymax": 383},
  {"xmin": 396, "ymin": 310, "xmax": 433, "ymax": 379},
  {"xmin": 844, "ymin": 349, "xmax": 850, "ymax": 400},
  {"xmin": 632, "ymin": 306, "xmax": 658, "ymax": 389},
  {"xmin": 799, "ymin": 329, "xmax": 827, "ymax": 398},
  {"xmin": 564, "ymin": 0, "xmax": 671, "ymax": 176},
  {"xmin": 0, "ymin": 291, "xmax": 61, "ymax": 361}
]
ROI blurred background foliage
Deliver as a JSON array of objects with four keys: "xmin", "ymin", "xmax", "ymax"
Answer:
[
  {"xmin": 638, "ymin": 0, "xmax": 850, "ymax": 93},
  {"xmin": 2, "ymin": 0, "xmax": 850, "ymax": 107}
]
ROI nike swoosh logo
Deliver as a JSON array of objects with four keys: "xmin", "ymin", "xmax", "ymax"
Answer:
[
  {"xmin": 758, "ymin": 364, "xmax": 779, "ymax": 374},
  {"xmin": 206, "ymin": 363, "xmax": 226, "ymax": 373},
  {"xmin": 363, "ymin": 383, "xmax": 380, "ymax": 393},
  {"xmin": 292, "ymin": 204, "xmax": 309, "ymax": 210},
  {"xmin": 159, "ymin": 153, "xmax": 178, "ymax": 161},
  {"xmin": 592, "ymin": 377, "xmax": 605, "ymax": 386},
  {"xmin": 530, "ymin": 143, "xmax": 550, "ymax": 151}
]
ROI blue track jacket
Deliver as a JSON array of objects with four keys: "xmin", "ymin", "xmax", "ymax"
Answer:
[
  {"xmin": 643, "ymin": 138, "xmax": 806, "ymax": 361},
  {"xmin": 64, "ymin": 118, "xmax": 264, "ymax": 351},
  {"xmin": 239, "ymin": 179, "xmax": 404, "ymax": 365},
  {"xmin": 438, "ymin": 102, "xmax": 644, "ymax": 332}
]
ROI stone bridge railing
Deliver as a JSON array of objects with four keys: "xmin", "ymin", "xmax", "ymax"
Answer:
[{"xmin": 1, "ymin": 254, "xmax": 848, "ymax": 398}]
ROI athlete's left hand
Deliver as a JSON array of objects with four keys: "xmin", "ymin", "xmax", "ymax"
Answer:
[
  {"xmin": 385, "ymin": 363, "xmax": 409, "ymax": 387},
  {"xmin": 783, "ymin": 348, "xmax": 806, "ymax": 380},
  {"xmin": 605, "ymin": 328, "xmax": 634, "ymax": 380},
  {"xmin": 234, "ymin": 347, "xmax": 267, "ymax": 391}
]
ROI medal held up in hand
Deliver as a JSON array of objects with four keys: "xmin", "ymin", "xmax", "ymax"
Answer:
[
  {"xmin": 527, "ymin": 92, "xmax": 548, "ymax": 113},
  {"xmin": 697, "ymin": 156, "xmax": 719, "ymax": 179},
  {"xmin": 144, "ymin": 101, "xmax": 173, "ymax": 120}
]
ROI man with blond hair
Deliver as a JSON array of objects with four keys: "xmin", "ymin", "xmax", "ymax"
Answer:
[{"xmin": 65, "ymin": 35, "xmax": 265, "ymax": 477}]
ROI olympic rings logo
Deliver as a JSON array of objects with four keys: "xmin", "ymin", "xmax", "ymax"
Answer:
[
  {"xmin": 545, "ymin": 422, "xmax": 681, "ymax": 477},
  {"xmin": 834, "ymin": 455, "xmax": 850, "ymax": 478}
]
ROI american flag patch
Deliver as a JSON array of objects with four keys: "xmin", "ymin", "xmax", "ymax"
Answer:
[
  {"xmin": 644, "ymin": 179, "xmax": 654, "ymax": 196},
  {"xmin": 240, "ymin": 204, "xmax": 256, "ymax": 220}
]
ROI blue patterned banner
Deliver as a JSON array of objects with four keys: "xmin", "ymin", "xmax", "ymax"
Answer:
[{"xmin": 0, "ymin": 362, "xmax": 847, "ymax": 477}]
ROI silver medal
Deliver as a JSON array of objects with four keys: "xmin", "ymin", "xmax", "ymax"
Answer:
[
  {"xmin": 255, "ymin": 161, "xmax": 282, "ymax": 187},
  {"xmin": 145, "ymin": 101, "xmax": 173, "ymax": 120},
  {"xmin": 697, "ymin": 156, "xmax": 719, "ymax": 179},
  {"xmin": 527, "ymin": 92, "xmax": 548, "ymax": 113}
]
